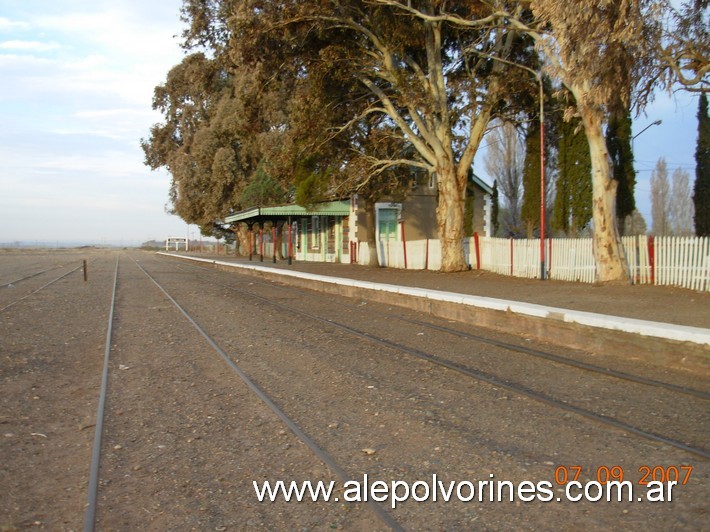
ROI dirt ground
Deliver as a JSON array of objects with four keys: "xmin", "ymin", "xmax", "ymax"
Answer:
[
  {"xmin": 187, "ymin": 252, "xmax": 710, "ymax": 329},
  {"xmin": 1, "ymin": 249, "xmax": 708, "ymax": 530}
]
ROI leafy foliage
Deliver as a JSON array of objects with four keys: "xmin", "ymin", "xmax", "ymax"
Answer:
[
  {"xmin": 553, "ymin": 116, "xmax": 592, "ymax": 236},
  {"xmin": 521, "ymin": 121, "xmax": 542, "ymax": 237},
  {"xmin": 606, "ymin": 105, "xmax": 636, "ymax": 231},
  {"xmin": 142, "ymin": 0, "xmax": 700, "ymax": 276}
]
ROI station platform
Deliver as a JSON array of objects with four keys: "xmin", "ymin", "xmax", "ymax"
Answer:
[{"xmin": 159, "ymin": 252, "xmax": 710, "ymax": 373}]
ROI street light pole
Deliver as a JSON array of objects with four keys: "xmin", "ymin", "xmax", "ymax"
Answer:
[
  {"xmin": 537, "ymin": 75, "xmax": 546, "ymax": 281},
  {"xmin": 464, "ymin": 52, "xmax": 546, "ymax": 278},
  {"xmin": 631, "ymin": 119, "xmax": 662, "ymax": 151}
]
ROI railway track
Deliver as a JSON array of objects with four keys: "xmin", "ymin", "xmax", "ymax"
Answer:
[
  {"xmin": 83, "ymin": 254, "xmax": 403, "ymax": 531},
  {"xmin": 158, "ymin": 255, "xmax": 709, "ymax": 460},
  {"xmin": 169, "ymin": 259, "xmax": 709, "ymax": 400},
  {"xmin": 0, "ymin": 264, "xmax": 84, "ymax": 313},
  {"xmin": 5, "ymin": 251, "xmax": 705, "ymax": 529},
  {"xmin": 0, "ymin": 265, "xmax": 61, "ymax": 288}
]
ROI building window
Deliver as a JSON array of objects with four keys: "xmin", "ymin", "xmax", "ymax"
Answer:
[{"xmin": 378, "ymin": 208, "xmax": 399, "ymax": 241}]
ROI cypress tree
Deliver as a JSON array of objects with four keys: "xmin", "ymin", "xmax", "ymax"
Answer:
[
  {"xmin": 491, "ymin": 180, "xmax": 500, "ymax": 236},
  {"xmin": 607, "ymin": 106, "xmax": 636, "ymax": 233},
  {"xmin": 553, "ymin": 117, "xmax": 592, "ymax": 236},
  {"xmin": 694, "ymin": 93, "xmax": 710, "ymax": 236},
  {"xmin": 464, "ymin": 168, "xmax": 475, "ymax": 237},
  {"xmin": 521, "ymin": 121, "xmax": 542, "ymax": 238}
]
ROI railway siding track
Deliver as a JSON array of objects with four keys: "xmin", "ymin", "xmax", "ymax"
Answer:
[
  {"xmin": 2, "ymin": 250, "xmax": 708, "ymax": 530},
  {"xmin": 85, "ymin": 255, "xmax": 393, "ymax": 530},
  {"xmin": 161, "ymin": 253, "xmax": 710, "ymax": 375},
  {"xmin": 0, "ymin": 253, "xmax": 116, "ymax": 530},
  {"xmin": 0, "ymin": 265, "xmax": 84, "ymax": 313},
  {"xmin": 140, "ymin": 252, "xmax": 708, "ymax": 528},
  {"xmin": 161, "ymin": 256, "xmax": 709, "ymax": 459}
]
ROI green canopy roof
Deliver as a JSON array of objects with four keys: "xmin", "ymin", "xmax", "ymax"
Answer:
[{"xmin": 224, "ymin": 200, "xmax": 350, "ymax": 224}]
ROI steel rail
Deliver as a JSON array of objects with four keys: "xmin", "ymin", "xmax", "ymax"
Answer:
[
  {"xmin": 83, "ymin": 254, "xmax": 120, "ymax": 532},
  {"xmin": 0, "ymin": 265, "xmax": 83, "ymax": 313},
  {"xmin": 159, "ymin": 259, "xmax": 708, "ymax": 460},
  {"xmin": 167, "ymin": 258, "xmax": 710, "ymax": 401},
  {"xmin": 131, "ymin": 256, "xmax": 404, "ymax": 531},
  {"xmin": 0, "ymin": 265, "xmax": 61, "ymax": 288},
  {"xmin": 401, "ymin": 318, "xmax": 710, "ymax": 400}
]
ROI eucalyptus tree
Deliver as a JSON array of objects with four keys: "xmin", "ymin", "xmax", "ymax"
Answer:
[
  {"xmin": 228, "ymin": 0, "xmax": 532, "ymax": 271},
  {"xmin": 142, "ymin": 0, "xmax": 301, "ymax": 234},
  {"xmin": 654, "ymin": 0, "xmax": 709, "ymax": 93},
  {"xmin": 490, "ymin": 1, "xmax": 664, "ymax": 281},
  {"xmin": 141, "ymin": 52, "xmax": 239, "ymax": 229}
]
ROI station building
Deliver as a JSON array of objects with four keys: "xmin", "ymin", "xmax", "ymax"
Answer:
[{"xmin": 224, "ymin": 173, "xmax": 493, "ymax": 264}]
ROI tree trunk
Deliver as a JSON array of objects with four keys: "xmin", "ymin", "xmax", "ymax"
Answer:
[
  {"xmin": 581, "ymin": 108, "xmax": 629, "ymax": 282},
  {"xmin": 362, "ymin": 196, "xmax": 380, "ymax": 267},
  {"xmin": 234, "ymin": 223, "xmax": 250, "ymax": 256},
  {"xmin": 436, "ymin": 160, "xmax": 468, "ymax": 272},
  {"xmin": 275, "ymin": 221, "xmax": 285, "ymax": 260}
]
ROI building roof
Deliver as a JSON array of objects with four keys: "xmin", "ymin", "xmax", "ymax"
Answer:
[
  {"xmin": 471, "ymin": 173, "xmax": 494, "ymax": 195},
  {"xmin": 224, "ymin": 200, "xmax": 350, "ymax": 224}
]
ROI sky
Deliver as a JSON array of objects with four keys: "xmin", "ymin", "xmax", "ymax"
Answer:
[
  {"xmin": 472, "ymin": 88, "xmax": 699, "ymax": 229},
  {"xmin": 0, "ymin": 0, "xmax": 190, "ymax": 246},
  {"xmin": 0, "ymin": 1, "xmax": 701, "ymax": 246}
]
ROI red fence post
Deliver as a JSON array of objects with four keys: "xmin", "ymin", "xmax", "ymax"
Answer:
[{"xmin": 473, "ymin": 232, "xmax": 481, "ymax": 270}]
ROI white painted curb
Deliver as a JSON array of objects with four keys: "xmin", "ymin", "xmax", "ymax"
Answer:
[{"xmin": 158, "ymin": 253, "xmax": 710, "ymax": 347}]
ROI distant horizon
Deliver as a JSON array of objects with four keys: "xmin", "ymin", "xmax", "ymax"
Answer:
[{"xmin": 0, "ymin": 236, "xmax": 222, "ymax": 249}]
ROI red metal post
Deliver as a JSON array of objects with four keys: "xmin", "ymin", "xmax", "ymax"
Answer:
[
  {"xmin": 288, "ymin": 221, "xmax": 293, "ymax": 265},
  {"xmin": 272, "ymin": 226, "xmax": 277, "ymax": 263},
  {"xmin": 259, "ymin": 227, "xmax": 264, "ymax": 262},
  {"xmin": 249, "ymin": 229, "xmax": 253, "ymax": 261}
]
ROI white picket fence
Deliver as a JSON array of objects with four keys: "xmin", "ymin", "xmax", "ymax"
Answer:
[
  {"xmin": 355, "ymin": 235, "xmax": 710, "ymax": 291},
  {"xmin": 653, "ymin": 236, "xmax": 710, "ymax": 291}
]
